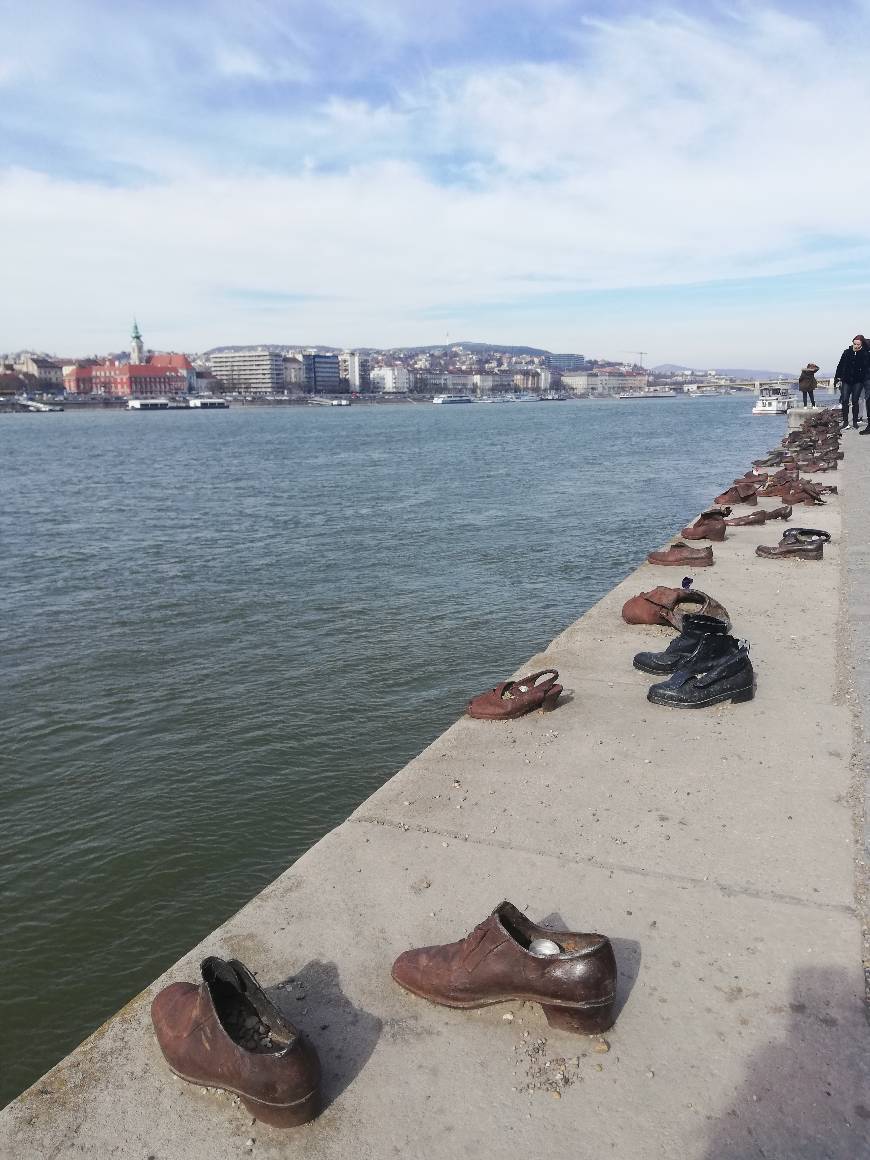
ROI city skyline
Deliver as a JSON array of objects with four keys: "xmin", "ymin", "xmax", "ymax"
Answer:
[{"xmin": 2, "ymin": 1, "xmax": 869, "ymax": 364}]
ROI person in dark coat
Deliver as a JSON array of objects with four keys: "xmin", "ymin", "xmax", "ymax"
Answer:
[
  {"xmin": 798, "ymin": 362, "xmax": 819, "ymax": 407},
  {"xmin": 834, "ymin": 335, "xmax": 870, "ymax": 429}
]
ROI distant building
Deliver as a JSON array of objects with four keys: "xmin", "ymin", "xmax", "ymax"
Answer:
[
  {"xmin": 302, "ymin": 353, "xmax": 342, "ymax": 393},
  {"xmin": 14, "ymin": 353, "xmax": 63, "ymax": 390},
  {"xmin": 562, "ymin": 372, "xmax": 649, "ymax": 395},
  {"xmin": 63, "ymin": 323, "xmax": 195, "ymax": 398},
  {"xmin": 371, "ymin": 365, "xmax": 411, "ymax": 393},
  {"xmin": 64, "ymin": 363, "xmax": 189, "ymax": 398},
  {"xmin": 339, "ymin": 351, "xmax": 371, "ymax": 392},
  {"xmin": 548, "ymin": 353, "xmax": 586, "ymax": 373},
  {"xmin": 283, "ymin": 355, "xmax": 304, "ymax": 390},
  {"xmin": 210, "ymin": 348, "xmax": 284, "ymax": 393},
  {"xmin": 513, "ymin": 369, "xmax": 551, "ymax": 393}
]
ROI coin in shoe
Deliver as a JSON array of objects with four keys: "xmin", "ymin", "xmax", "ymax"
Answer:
[
  {"xmin": 391, "ymin": 901, "xmax": 616, "ymax": 1035},
  {"xmin": 151, "ymin": 957, "xmax": 321, "ymax": 1128}
]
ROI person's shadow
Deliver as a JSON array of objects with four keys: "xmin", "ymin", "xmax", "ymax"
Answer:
[
  {"xmin": 269, "ymin": 960, "xmax": 382, "ymax": 1110},
  {"xmin": 702, "ymin": 964, "xmax": 868, "ymax": 1158}
]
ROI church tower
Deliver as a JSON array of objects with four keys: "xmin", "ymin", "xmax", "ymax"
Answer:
[{"xmin": 131, "ymin": 319, "xmax": 144, "ymax": 365}]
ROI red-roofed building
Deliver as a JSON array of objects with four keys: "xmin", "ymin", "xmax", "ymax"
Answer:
[{"xmin": 63, "ymin": 324, "xmax": 195, "ymax": 398}]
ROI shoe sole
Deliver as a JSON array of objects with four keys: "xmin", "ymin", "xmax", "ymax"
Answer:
[
  {"xmin": 390, "ymin": 971, "xmax": 615, "ymax": 1034},
  {"xmin": 166, "ymin": 1065, "xmax": 319, "ymax": 1127},
  {"xmin": 647, "ymin": 684, "xmax": 755, "ymax": 708}
]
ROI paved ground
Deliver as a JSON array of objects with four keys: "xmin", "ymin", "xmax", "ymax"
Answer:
[{"xmin": 2, "ymin": 422, "xmax": 867, "ymax": 1159}]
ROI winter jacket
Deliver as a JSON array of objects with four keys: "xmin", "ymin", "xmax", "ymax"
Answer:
[
  {"xmin": 798, "ymin": 367, "xmax": 817, "ymax": 391},
  {"xmin": 834, "ymin": 346, "xmax": 870, "ymax": 385}
]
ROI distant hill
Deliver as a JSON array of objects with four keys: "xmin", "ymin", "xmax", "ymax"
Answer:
[
  {"xmin": 653, "ymin": 363, "xmax": 795, "ymax": 379},
  {"xmin": 389, "ymin": 341, "xmax": 552, "ymax": 356},
  {"xmin": 204, "ymin": 344, "xmax": 340, "ymax": 355}
]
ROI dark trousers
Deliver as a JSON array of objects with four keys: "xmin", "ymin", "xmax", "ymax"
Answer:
[
  {"xmin": 841, "ymin": 380, "xmax": 867, "ymax": 424},
  {"xmin": 801, "ymin": 389, "xmax": 815, "ymax": 407}
]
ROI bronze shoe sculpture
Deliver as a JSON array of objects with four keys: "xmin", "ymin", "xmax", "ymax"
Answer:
[
  {"xmin": 755, "ymin": 537, "xmax": 823, "ymax": 561},
  {"xmin": 714, "ymin": 482, "xmax": 758, "ymax": 506},
  {"xmin": 621, "ymin": 586, "xmax": 730, "ymax": 629},
  {"xmin": 681, "ymin": 510, "xmax": 727, "ymax": 541},
  {"xmin": 151, "ymin": 957, "xmax": 321, "ymax": 1128},
  {"xmin": 391, "ymin": 901, "xmax": 617, "ymax": 1035},
  {"xmin": 647, "ymin": 542, "xmax": 714, "ymax": 567},
  {"xmin": 723, "ymin": 510, "xmax": 767, "ymax": 527},
  {"xmin": 467, "ymin": 669, "xmax": 562, "ymax": 719}
]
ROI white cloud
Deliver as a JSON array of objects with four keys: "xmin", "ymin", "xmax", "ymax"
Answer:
[{"xmin": 3, "ymin": 4, "xmax": 870, "ymax": 364}]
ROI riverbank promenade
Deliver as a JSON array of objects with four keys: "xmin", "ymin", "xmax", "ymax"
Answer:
[{"xmin": 2, "ymin": 436, "xmax": 867, "ymax": 1158}]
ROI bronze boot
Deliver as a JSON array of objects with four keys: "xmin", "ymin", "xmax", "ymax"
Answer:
[
  {"xmin": 151, "ymin": 957, "xmax": 321, "ymax": 1128},
  {"xmin": 391, "ymin": 901, "xmax": 617, "ymax": 1035}
]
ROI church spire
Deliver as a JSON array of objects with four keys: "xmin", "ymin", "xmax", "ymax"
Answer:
[{"xmin": 130, "ymin": 318, "xmax": 144, "ymax": 365}]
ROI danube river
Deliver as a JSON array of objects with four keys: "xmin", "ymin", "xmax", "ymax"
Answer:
[{"xmin": 1, "ymin": 397, "xmax": 778, "ymax": 1105}]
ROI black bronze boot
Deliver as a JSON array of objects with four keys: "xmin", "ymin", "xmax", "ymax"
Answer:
[
  {"xmin": 632, "ymin": 614, "xmax": 731, "ymax": 675},
  {"xmin": 647, "ymin": 645, "xmax": 755, "ymax": 708}
]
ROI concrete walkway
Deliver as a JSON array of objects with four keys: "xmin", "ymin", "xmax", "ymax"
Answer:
[{"xmin": 2, "ymin": 434, "xmax": 867, "ymax": 1159}]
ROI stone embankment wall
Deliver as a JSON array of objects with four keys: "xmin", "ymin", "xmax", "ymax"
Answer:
[{"xmin": 2, "ymin": 427, "xmax": 867, "ymax": 1159}]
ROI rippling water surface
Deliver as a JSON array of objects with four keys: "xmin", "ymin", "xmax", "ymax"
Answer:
[{"xmin": 0, "ymin": 398, "xmax": 779, "ymax": 1103}]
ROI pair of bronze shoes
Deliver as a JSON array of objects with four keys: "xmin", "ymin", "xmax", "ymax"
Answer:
[
  {"xmin": 152, "ymin": 903, "xmax": 616, "ymax": 1129},
  {"xmin": 467, "ymin": 669, "xmax": 562, "ymax": 719}
]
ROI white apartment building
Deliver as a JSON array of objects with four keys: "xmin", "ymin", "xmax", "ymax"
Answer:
[
  {"xmin": 371, "ymin": 365, "xmax": 412, "ymax": 393},
  {"xmin": 210, "ymin": 349, "xmax": 284, "ymax": 393},
  {"xmin": 339, "ymin": 351, "xmax": 372, "ymax": 391},
  {"xmin": 561, "ymin": 372, "xmax": 649, "ymax": 396}
]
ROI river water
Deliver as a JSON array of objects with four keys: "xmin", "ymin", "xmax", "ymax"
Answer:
[{"xmin": 1, "ymin": 397, "xmax": 779, "ymax": 1105}]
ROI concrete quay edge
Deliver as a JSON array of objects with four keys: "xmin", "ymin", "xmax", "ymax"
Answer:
[{"xmin": 2, "ymin": 439, "xmax": 868, "ymax": 1159}]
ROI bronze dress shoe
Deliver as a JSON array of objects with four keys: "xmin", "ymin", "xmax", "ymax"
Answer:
[
  {"xmin": 391, "ymin": 901, "xmax": 616, "ymax": 1035},
  {"xmin": 756, "ymin": 538, "xmax": 823, "ymax": 561},
  {"xmin": 647, "ymin": 542, "xmax": 714, "ymax": 567},
  {"xmin": 151, "ymin": 957, "xmax": 321, "ymax": 1128},
  {"xmin": 714, "ymin": 482, "xmax": 758, "ymax": 506},
  {"xmin": 724, "ymin": 510, "xmax": 767, "ymax": 527}
]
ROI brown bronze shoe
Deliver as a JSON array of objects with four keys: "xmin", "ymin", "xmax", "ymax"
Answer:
[
  {"xmin": 755, "ymin": 538, "xmax": 823, "ymax": 561},
  {"xmin": 724, "ymin": 510, "xmax": 767, "ymax": 526},
  {"xmin": 621, "ymin": 586, "xmax": 730, "ymax": 629},
  {"xmin": 765, "ymin": 505, "xmax": 793, "ymax": 521},
  {"xmin": 391, "ymin": 902, "xmax": 616, "ymax": 1035},
  {"xmin": 681, "ymin": 511, "xmax": 727, "ymax": 541},
  {"xmin": 151, "ymin": 958, "xmax": 321, "ymax": 1128},
  {"xmin": 714, "ymin": 482, "xmax": 758, "ymax": 506},
  {"xmin": 647, "ymin": 542, "xmax": 714, "ymax": 567},
  {"xmin": 467, "ymin": 669, "xmax": 562, "ymax": 719}
]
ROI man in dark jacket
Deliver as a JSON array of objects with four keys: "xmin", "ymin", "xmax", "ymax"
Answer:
[{"xmin": 834, "ymin": 335, "xmax": 870, "ymax": 429}]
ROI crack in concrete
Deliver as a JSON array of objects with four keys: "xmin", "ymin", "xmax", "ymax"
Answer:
[{"xmin": 349, "ymin": 813, "xmax": 857, "ymax": 916}]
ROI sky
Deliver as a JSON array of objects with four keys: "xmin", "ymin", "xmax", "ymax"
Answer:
[{"xmin": 2, "ymin": 0, "xmax": 870, "ymax": 366}]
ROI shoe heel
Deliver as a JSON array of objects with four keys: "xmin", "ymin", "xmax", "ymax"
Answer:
[
  {"xmin": 730, "ymin": 686, "xmax": 754, "ymax": 704},
  {"xmin": 240, "ymin": 1088, "xmax": 320, "ymax": 1128},
  {"xmin": 541, "ymin": 1001, "xmax": 614, "ymax": 1035},
  {"xmin": 540, "ymin": 684, "xmax": 563, "ymax": 712}
]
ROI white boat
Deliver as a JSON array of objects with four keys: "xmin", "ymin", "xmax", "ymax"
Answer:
[
  {"xmin": 188, "ymin": 397, "xmax": 229, "ymax": 409},
  {"xmin": 127, "ymin": 398, "xmax": 172, "ymax": 410},
  {"xmin": 432, "ymin": 394, "xmax": 474, "ymax": 404},
  {"xmin": 331, "ymin": 398, "xmax": 351, "ymax": 406},
  {"xmin": 617, "ymin": 389, "xmax": 677, "ymax": 399},
  {"xmin": 752, "ymin": 385, "xmax": 795, "ymax": 415}
]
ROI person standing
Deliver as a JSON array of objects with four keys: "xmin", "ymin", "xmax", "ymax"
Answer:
[
  {"xmin": 798, "ymin": 362, "xmax": 819, "ymax": 406},
  {"xmin": 834, "ymin": 335, "xmax": 870, "ymax": 429}
]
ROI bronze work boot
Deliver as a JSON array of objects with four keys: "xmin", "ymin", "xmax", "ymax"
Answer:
[
  {"xmin": 714, "ymin": 482, "xmax": 758, "ymax": 506},
  {"xmin": 647, "ymin": 542, "xmax": 714, "ymax": 567},
  {"xmin": 391, "ymin": 901, "xmax": 616, "ymax": 1035},
  {"xmin": 681, "ymin": 511, "xmax": 727, "ymax": 541},
  {"xmin": 151, "ymin": 957, "xmax": 321, "ymax": 1127}
]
